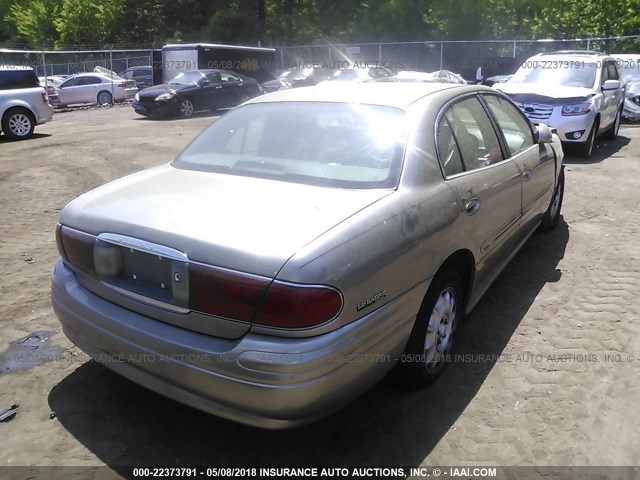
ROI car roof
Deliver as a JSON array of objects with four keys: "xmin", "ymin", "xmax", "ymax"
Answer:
[
  {"xmin": 246, "ymin": 82, "xmax": 476, "ymax": 109},
  {"xmin": 613, "ymin": 54, "xmax": 640, "ymax": 59},
  {"xmin": 534, "ymin": 50, "xmax": 613, "ymax": 61},
  {"xmin": 68, "ymin": 72, "xmax": 116, "ymax": 79}
]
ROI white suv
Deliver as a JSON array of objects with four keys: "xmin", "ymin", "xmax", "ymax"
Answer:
[
  {"xmin": 495, "ymin": 51, "xmax": 625, "ymax": 158},
  {"xmin": 1, "ymin": 66, "xmax": 54, "ymax": 140}
]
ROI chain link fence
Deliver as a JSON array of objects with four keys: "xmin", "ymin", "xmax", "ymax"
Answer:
[
  {"xmin": 279, "ymin": 35, "xmax": 640, "ymax": 79},
  {"xmin": 2, "ymin": 35, "xmax": 640, "ymax": 81},
  {"xmin": 0, "ymin": 48, "xmax": 155, "ymax": 77}
]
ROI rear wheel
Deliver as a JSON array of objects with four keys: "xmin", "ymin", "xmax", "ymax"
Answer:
[
  {"xmin": 577, "ymin": 119, "xmax": 598, "ymax": 158},
  {"xmin": 539, "ymin": 168, "xmax": 564, "ymax": 232},
  {"xmin": 2, "ymin": 107, "xmax": 35, "ymax": 140},
  {"xmin": 178, "ymin": 98, "xmax": 194, "ymax": 118},
  {"xmin": 395, "ymin": 268, "xmax": 464, "ymax": 388},
  {"xmin": 97, "ymin": 90, "xmax": 113, "ymax": 105},
  {"xmin": 603, "ymin": 107, "xmax": 622, "ymax": 140}
]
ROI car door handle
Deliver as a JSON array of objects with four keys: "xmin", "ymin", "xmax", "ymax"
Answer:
[
  {"xmin": 522, "ymin": 169, "xmax": 532, "ymax": 181},
  {"xmin": 465, "ymin": 198, "xmax": 481, "ymax": 216},
  {"xmin": 215, "ymin": 85, "xmax": 222, "ymax": 89}
]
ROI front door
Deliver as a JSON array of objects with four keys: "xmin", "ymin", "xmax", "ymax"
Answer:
[{"xmin": 481, "ymin": 93, "xmax": 556, "ymax": 235}]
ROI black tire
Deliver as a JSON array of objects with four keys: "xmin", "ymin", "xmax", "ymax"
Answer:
[
  {"xmin": 178, "ymin": 98, "xmax": 195, "ymax": 118},
  {"xmin": 97, "ymin": 90, "xmax": 113, "ymax": 105},
  {"xmin": 576, "ymin": 119, "xmax": 598, "ymax": 159},
  {"xmin": 602, "ymin": 106, "xmax": 622, "ymax": 140},
  {"xmin": 395, "ymin": 268, "xmax": 464, "ymax": 388},
  {"xmin": 2, "ymin": 107, "xmax": 35, "ymax": 140},
  {"xmin": 539, "ymin": 168, "xmax": 565, "ymax": 232}
]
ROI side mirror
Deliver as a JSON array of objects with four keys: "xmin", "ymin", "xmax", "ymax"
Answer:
[
  {"xmin": 535, "ymin": 123, "xmax": 553, "ymax": 144},
  {"xmin": 198, "ymin": 78, "xmax": 210, "ymax": 87},
  {"xmin": 602, "ymin": 79, "xmax": 620, "ymax": 91}
]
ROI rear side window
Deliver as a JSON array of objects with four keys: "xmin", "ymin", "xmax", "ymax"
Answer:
[
  {"xmin": 483, "ymin": 94, "xmax": 534, "ymax": 155},
  {"xmin": 437, "ymin": 117, "xmax": 465, "ymax": 176},
  {"xmin": 77, "ymin": 76, "xmax": 102, "ymax": 85},
  {"xmin": 437, "ymin": 96, "xmax": 504, "ymax": 174},
  {"xmin": 0, "ymin": 69, "xmax": 40, "ymax": 90}
]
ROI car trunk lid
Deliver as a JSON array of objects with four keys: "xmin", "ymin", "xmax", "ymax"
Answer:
[{"xmin": 59, "ymin": 164, "xmax": 392, "ymax": 337}]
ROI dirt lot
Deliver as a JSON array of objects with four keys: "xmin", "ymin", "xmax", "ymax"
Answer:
[{"xmin": 0, "ymin": 105, "xmax": 639, "ymax": 477}]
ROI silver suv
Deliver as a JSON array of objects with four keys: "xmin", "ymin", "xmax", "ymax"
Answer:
[
  {"xmin": 496, "ymin": 51, "xmax": 625, "ymax": 158},
  {"xmin": 1, "ymin": 66, "xmax": 54, "ymax": 140}
]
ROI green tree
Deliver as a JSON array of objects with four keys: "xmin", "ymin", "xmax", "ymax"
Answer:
[
  {"xmin": 54, "ymin": 0, "xmax": 124, "ymax": 47},
  {"xmin": 5, "ymin": 0, "xmax": 61, "ymax": 47}
]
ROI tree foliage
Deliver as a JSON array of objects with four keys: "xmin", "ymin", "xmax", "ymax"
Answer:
[
  {"xmin": 5, "ymin": 0, "xmax": 60, "ymax": 47},
  {"xmin": 3, "ymin": 0, "xmax": 640, "ymax": 48}
]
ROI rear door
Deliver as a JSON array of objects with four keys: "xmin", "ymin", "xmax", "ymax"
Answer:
[
  {"xmin": 481, "ymin": 93, "xmax": 555, "ymax": 236},
  {"xmin": 437, "ymin": 95, "xmax": 523, "ymax": 296},
  {"xmin": 73, "ymin": 76, "xmax": 104, "ymax": 104},
  {"xmin": 217, "ymin": 72, "xmax": 247, "ymax": 108}
]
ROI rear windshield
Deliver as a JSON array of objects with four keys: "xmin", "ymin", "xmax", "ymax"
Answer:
[
  {"xmin": 173, "ymin": 102, "xmax": 408, "ymax": 189},
  {"xmin": 0, "ymin": 69, "xmax": 40, "ymax": 90}
]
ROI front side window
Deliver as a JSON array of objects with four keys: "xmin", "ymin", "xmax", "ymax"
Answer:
[
  {"xmin": 605, "ymin": 61, "xmax": 620, "ymax": 81},
  {"xmin": 174, "ymin": 102, "xmax": 409, "ymax": 189},
  {"xmin": 437, "ymin": 96, "xmax": 504, "ymax": 175},
  {"xmin": 60, "ymin": 78, "xmax": 79, "ymax": 88},
  {"xmin": 483, "ymin": 94, "xmax": 534, "ymax": 155},
  {"xmin": 168, "ymin": 71, "xmax": 203, "ymax": 85}
]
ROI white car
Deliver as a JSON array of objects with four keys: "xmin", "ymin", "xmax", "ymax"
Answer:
[
  {"xmin": 1, "ymin": 65, "xmax": 54, "ymax": 140},
  {"xmin": 317, "ymin": 66, "xmax": 394, "ymax": 85},
  {"xmin": 496, "ymin": 51, "xmax": 625, "ymax": 158},
  {"xmin": 383, "ymin": 70, "xmax": 467, "ymax": 84},
  {"xmin": 57, "ymin": 72, "xmax": 138, "ymax": 107}
]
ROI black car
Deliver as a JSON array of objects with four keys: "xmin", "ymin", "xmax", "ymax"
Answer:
[
  {"xmin": 132, "ymin": 69, "xmax": 263, "ymax": 118},
  {"xmin": 119, "ymin": 66, "xmax": 154, "ymax": 89}
]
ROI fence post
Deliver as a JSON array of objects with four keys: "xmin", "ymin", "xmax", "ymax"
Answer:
[
  {"xmin": 328, "ymin": 45, "xmax": 332, "ymax": 66},
  {"xmin": 280, "ymin": 47, "xmax": 284, "ymax": 69},
  {"xmin": 378, "ymin": 42, "xmax": 382, "ymax": 64},
  {"xmin": 109, "ymin": 47, "xmax": 114, "ymax": 101},
  {"xmin": 41, "ymin": 50, "xmax": 46, "ymax": 79},
  {"xmin": 587, "ymin": 37, "xmax": 591, "ymax": 50},
  {"xmin": 440, "ymin": 41, "xmax": 444, "ymax": 70},
  {"xmin": 513, "ymin": 40, "xmax": 517, "ymax": 58}
]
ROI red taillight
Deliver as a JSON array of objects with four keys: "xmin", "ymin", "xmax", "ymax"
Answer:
[
  {"xmin": 55, "ymin": 224, "xmax": 66, "ymax": 261},
  {"xmin": 254, "ymin": 281, "xmax": 343, "ymax": 329},
  {"xmin": 189, "ymin": 263, "xmax": 270, "ymax": 322},
  {"xmin": 41, "ymin": 92, "xmax": 48, "ymax": 103},
  {"xmin": 189, "ymin": 263, "xmax": 343, "ymax": 328},
  {"xmin": 57, "ymin": 225, "xmax": 96, "ymax": 275}
]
